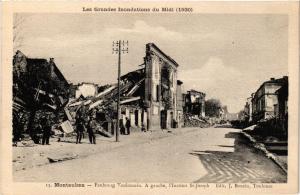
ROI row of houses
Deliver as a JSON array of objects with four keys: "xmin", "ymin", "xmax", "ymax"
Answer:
[{"xmin": 242, "ymin": 76, "xmax": 288, "ymax": 134}]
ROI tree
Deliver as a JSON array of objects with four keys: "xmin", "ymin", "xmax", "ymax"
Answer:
[
  {"xmin": 205, "ymin": 98, "xmax": 222, "ymax": 117},
  {"xmin": 13, "ymin": 14, "xmax": 26, "ymax": 52}
]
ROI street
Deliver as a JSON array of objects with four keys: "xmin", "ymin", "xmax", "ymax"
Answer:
[{"xmin": 14, "ymin": 127, "xmax": 287, "ymax": 183}]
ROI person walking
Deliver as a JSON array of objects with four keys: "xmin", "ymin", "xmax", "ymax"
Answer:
[
  {"xmin": 125, "ymin": 117, "xmax": 131, "ymax": 135},
  {"xmin": 87, "ymin": 116, "xmax": 97, "ymax": 144},
  {"xmin": 76, "ymin": 118, "xmax": 85, "ymax": 144},
  {"xmin": 13, "ymin": 113, "xmax": 23, "ymax": 146},
  {"xmin": 141, "ymin": 123, "xmax": 146, "ymax": 132},
  {"xmin": 41, "ymin": 116, "xmax": 51, "ymax": 145},
  {"xmin": 120, "ymin": 119, "xmax": 126, "ymax": 135}
]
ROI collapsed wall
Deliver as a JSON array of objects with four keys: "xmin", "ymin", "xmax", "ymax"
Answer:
[
  {"xmin": 183, "ymin": 113, "xmax": 209, "ymax": 128},
  {"xmin": 13, "ymin": 51, "xmax": 70, "ymax": 142}
]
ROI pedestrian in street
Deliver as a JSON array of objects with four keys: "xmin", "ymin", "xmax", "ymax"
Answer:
[
  {"xmin": 120, "ymin": 119, "xmax": 126, "ymax": 135},
  {"xmin": 87, "ymin": 116, "xmax": 97, "ymax": 144},
  {"xmin": 125, "ymin": 117, "xmax": 131, "ymax": 135},
  {"xmin": 33, "ymin": 123, "xmax": 42, "ymax": 144},
  {"xmin": 41, "ymin": 116, "xmax": 51, "ymax": 145},
  {"xmin": 13, "ymin": 113, "xmax": 23, "ymax": 146},
  {"xmin": 141, "ymin": 123, "xmax": 146, "ymax": 132},
  {"xmin": 76, "ymin": 103, "xmax": 87, "ymax": 139},
  {"xmin": 76, "ymin": 118, "xmax": 85, "ymax": 144}
]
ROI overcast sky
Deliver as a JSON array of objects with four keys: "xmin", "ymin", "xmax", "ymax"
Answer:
[{"xmin": 15, "ymin": 13, "xmax": 288, "ymax": 113}]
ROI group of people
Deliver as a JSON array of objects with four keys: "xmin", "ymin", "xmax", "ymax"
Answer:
[
  {"xmin": 120, "ymin": 117, "xmax": 148, "ymax": 134},
  {"xmin": 17, "ymin": 108, "xmax": 145, "ymax": 147},
  {"xmin": 120, "ymin": 117, "xmax": 131, "ymax": 135},
  {"xmin": 13, "ymin": 113, "xmax": 53, "ymax": 146},
  {"xmin": 75, "ymin": 115, "xmax": 97, "ymax": 144}
]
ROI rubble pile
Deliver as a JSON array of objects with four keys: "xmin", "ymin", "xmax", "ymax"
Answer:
[
  {"xmin": 183, "ymin": 113, "xmax": 209, "ymax": 128},
  {"xmin": 12, "ymin": 51, "xmax": 148, "ymax": 143},
  {"xmin": 13, "ymin": 51, "xmax": 70, "ymax": 143},
  {"xmin": 63, "ymin": 68, "xmax": 146, "ymax": 135}
]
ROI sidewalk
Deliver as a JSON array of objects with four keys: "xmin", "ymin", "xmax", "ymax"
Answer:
[
  {"xmin": 13, "ymin": 127, "xmax": 198, "ymax": 172},
  {"xmin": 241, "ymin": 131, "xmax": 287, "ymax": 174}
]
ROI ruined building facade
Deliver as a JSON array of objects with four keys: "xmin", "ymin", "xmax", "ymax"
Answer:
[
  {"xmin": 144, "ymin": 43, "xmax": 180, "ymax": 130},
  {"xmin": 183, "ymin": 90, "xmax": 206, "ymax": 118}
]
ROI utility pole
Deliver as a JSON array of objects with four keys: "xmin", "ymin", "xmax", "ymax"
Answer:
[{"xmin": 112, "ymin": 40, "xmax": 128, "ymax": 142}]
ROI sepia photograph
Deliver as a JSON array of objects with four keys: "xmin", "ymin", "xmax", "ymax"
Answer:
[
  {"xmin": 11, "ymin": 12, "xmax": 289, "ymax": 183},
  {"xmin": 1, "ymin": 1, "xmax": 299, "ymax": 194}
]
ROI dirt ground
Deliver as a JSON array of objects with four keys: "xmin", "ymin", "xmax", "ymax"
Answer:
[{"xmin": 13, "ymin": 127, "xmax": 287, "ymax": 183}]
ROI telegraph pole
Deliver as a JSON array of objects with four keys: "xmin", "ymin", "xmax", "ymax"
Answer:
[{"xmin": 112, "ymin": 40, "xmax": 128, "ymax": 142}]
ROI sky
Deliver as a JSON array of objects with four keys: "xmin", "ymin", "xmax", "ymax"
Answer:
[{"xmin": 14, "ymin": 13, "xmax": 288, "ymax": 113}]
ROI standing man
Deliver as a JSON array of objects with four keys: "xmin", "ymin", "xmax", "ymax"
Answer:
[
  {"xmin": 13, "ymin": 113, "xmax": 23, "ymax": 146},
  {"xmin": 76, "ymin": 118, "xmax": 85, "ymax": 144},
  {"xmin": 87, "ymin": 116, "xmax": 97, "ymax": 144},
  {"xmin": 125, "ymin": 117, "xmax": 131, "ymax": 135},
  {"xmin": 120, "ymin": 119, "xmax": 126, "ymax": 135},
  {"xmin": 41, "ymin": 116, "xmax": 51, "ymax": 145}
]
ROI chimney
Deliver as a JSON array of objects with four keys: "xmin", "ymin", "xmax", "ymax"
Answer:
[
  {"xmin": 49, "ymin": 58, "xmax": 54, "ymax": 63},
  {"xmin": 270, "ymin": 78, "xmax": 275, "ymax": 81}
]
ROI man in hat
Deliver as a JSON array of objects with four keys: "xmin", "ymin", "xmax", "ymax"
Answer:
[
  {"xmin": 87, "ymin": 116, "xmax": 97, "ymax": 144},
  {"xmin": 125, "ymin": 117, "xmax": 131, "ymax": 135},
  {"xmin": 41, "ymin": 116, "xmax": 51, "ymax": 145},
  {"xmin": 76, "ymin": 118, "xmax": 85, "ymax": 144}
]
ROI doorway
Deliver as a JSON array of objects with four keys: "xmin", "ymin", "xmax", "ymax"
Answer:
[
  {"xmin": 134, "ymin": 110, "xmax": 139, "ymax": 126},
  {"xmin": 161, "ymin": 110, "xmax": 167, "ymax": 129}
]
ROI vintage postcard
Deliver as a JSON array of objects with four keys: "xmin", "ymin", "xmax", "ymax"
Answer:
[{"xmin": 0, "ymin": 1, "xmax": 299, "ymax": 195}]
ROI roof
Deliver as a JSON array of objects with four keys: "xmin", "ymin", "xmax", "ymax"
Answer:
[
  {"xmin": 120, "ymin": 68, "xmax": 145, "ymax": 82},
  {"xmin": 27, "ymin": 58, "xmax": 48, "ymax": 65},
  {"xmin": 51, "ymin": 61, "xmax": 69, "ymax": 85},
  {"xmin": 147, "ymin": 43, "xmax": 179, "ymax": 67},
  {"xmin": 187, "ymin": 89, "xmax": 206, "ymax": 96},
  {"xmin": 254, "ymin": 76, "xmax": 288, "ymax": 98},
  {"xmin": 26, "ymin": 56, "xmax": 68, "ymax": 86}
]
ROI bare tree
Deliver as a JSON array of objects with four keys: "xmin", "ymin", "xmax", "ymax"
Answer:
[{"xmin": 13, "ymin": 14, "xmax": 26, "ymax": 52}]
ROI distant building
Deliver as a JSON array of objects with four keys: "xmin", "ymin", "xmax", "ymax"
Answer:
[
  {"xmin": 221, "ymin": 106, "xmax": 228, "ymax": 120},
  {"xmin": 274, "ymin": 78, "xmax": 288, "ymax": 134},
  {"xmin": 251, "ymin": 76, "xmax": 288, "ymax": 122},
  {"xmin": 244, "ymin": 96, "xmax": 253, "ymax": 122},
  {"xmin": 75, "ymin": 82, "xmax": 98, "ymax": 98},
  {"xmin": 226, "ymin": 113, "xmax": 239, "ymax": 121},
  {"xmin": 183, "ymin": 89, "xmax": 206, "ymax": 118}
]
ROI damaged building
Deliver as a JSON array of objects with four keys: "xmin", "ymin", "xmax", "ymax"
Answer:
[
  {"xmin": 182, "ymin": 89, "xmax": 208, "ymax": 127},
  {"xmin": 13, "ymin": 50, "xmax": 70, "ymax": 141},
  {"xmin": 65, "ymin": 43, "xmax": 183, "ymax": 132},
  {"xmin": 183, "ymin": 90, "xmax": 206, "ymax": 117},
  {"xmin": 13, "ymin": 43, "xmax": 210, "ymax": 144},
  {"xmin": 144, "ymin": 43, "xmax": 181, "ymax": 130}
]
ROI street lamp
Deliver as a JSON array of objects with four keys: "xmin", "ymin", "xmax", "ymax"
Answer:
[{"xmin": 112, "ymin": 40, "xmax": 128, "ymax": 142}]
